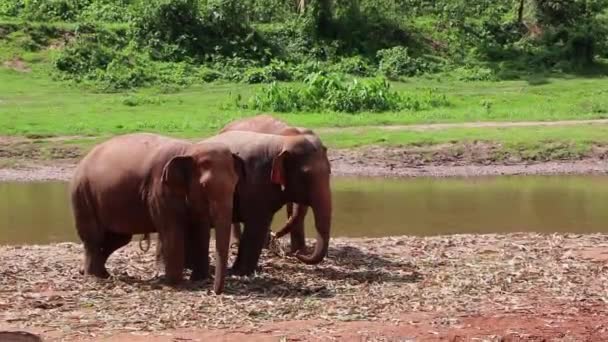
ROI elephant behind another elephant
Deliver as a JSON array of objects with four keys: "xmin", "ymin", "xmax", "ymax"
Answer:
[
  {"xmin": 69, "ymin": 133, "xmax": 242, "ymax": 294},
  {"xmin": 202, "ymin": 130, "xmax": 333, "ymax": 276},
  {"xmin": 220, "ymin": 114, "xmax": 320, "ymax": 254}
]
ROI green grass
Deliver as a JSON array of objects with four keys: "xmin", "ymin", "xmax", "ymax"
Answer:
[
  {"xmin": 1, "ymin": 66, "xmax": 608, "ymax": 138},
  {"xmin": 320, "ymin": 125, "xmax": 608, "ymax": 148}
]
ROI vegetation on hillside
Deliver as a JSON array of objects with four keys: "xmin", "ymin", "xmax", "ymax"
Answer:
[{"xmin": 1, "ymin": 0, "xmax": 607, "ymax": 91}]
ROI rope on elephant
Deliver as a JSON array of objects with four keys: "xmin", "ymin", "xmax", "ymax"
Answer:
[{"xmin": 139, "ymin": 233, "xmax": 151, "ymax": 252}]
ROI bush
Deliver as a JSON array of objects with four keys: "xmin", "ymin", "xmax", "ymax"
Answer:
[
  {"xmin": 121, "ymin": 94, "xmax": 165, "ymax": 106},
  {"xmin": 98, "ymin": 52, "xmax": 155, "ymax": 90},
  {"xmin": 243, "ymin": 59, "xmax": 292, "ymax": 83},
  {"xmin": 130, "ymin": 0, "xmax": 204, "ymax": 61},
  {"xmin": 330, "ymin": 56, "xmax": 376, "ymax": 76},
  {"xmin": 0, "ymin": 0, "xmax": 24, "ymax": 17},
  {"xmin": 54, "ymin": 34, "xmax": 117, "ymax": 78},
  {"xmin": 240, "ymin": 72, "xmax": 449, "ymax": 113},
  {"xmin": 451, "ymin": 66, "xmax": 497, "ymax": 81},
  {"xmin": 377, "ymin": 46, "xmax": 421, "ymax": 79},
  {"xmin": 80, "ymin": 0, "xmax": 133, "ymax": 22},
  {"xmin": 54, "ymin": 25, "xmax": 125, "ymax": 69},
  {"xmin": 131, "ymin": 0, "xmax": 271, "ymax": 63},
  {"xmin": 198, "ymin": 67, "xmax": 223, "ymax": 83},
  {"xmin": 22, "ymin": 0, "xmax": 89, "ymax": 21},
  {"xmin": 7, "ymin": 30, "xmax": 41, "ymax": 51}
]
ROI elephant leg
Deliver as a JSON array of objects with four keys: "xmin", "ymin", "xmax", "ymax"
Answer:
[
  {"xmin": 155, "ymin": 236, "xmax": 164, "ymax": 274},
  {"xmin": 289, "ymin": 204, "xmax": 309, "ymax": 254},
  {"xmin": 231, "ymin": 222, "xmax": 241, "ymax": 247},
  {"xmin": 231, "ymin": 217, "xmax": 273, "ymax": 276},
  {"xmin": 82, "ymin": 231, "xmax": 131, "ymax": 278},
  {"xmin": 74, "ymin": 204, "xmax": 109, "ymax": 278},
  {"xmin": 262, "ymin": 228, "xmax": 271, "ymax": 249},
  {"xmin": 186, "ymin": 222, "xmax": 210, "ymax": 281},
  {"xmin": 289, "ymin": 222, "xmax": 306, "ymax": 254},
  {"xmin": 100, "ymin": 231, "xmax": 132, "ymax": 264},
  {"xmin": 81, "ymin": 241, "xmax": 109, "ymax": 278},
  {"xmin": 160, "ymin": 227, "xmax": 185, "ymax": 285}
]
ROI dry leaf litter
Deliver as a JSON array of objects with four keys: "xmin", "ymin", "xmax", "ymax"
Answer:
[{"xmin": 1, "ymin": 233, "xmax": 608, "ymax": 339}]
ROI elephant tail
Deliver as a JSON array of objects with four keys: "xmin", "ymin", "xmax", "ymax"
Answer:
[{"xmin": 70, "ymin": 177, "xmax": 105, "ymax": 247}]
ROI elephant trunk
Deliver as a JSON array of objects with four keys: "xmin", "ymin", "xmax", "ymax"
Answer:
[
  {"xmin": 275, "ymin": 204, "xmax": 307, "ymax": 239},
  {"xmin": 212, "ymin": 202, "xmax": 232, "ymax": 294},
  {"xmin": 295, "ymin": 181, "xmax": 331, "ymax": 265}
]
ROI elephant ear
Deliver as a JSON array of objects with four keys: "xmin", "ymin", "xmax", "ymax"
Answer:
[
  {"xmin": 232, "ymin": 153, "xmax": 246, "ymax": 184},
  {"xmin": 271, "ymin": 151, "xmax": 288, "ymax": 186},
  {"xmin": 162, "ymin": 155, "xmax": 194, "ymax": 192}
]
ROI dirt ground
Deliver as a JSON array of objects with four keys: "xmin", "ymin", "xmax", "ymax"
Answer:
[
  {"xmin": 2, "ymin": 131, "xmax": 608, "ymax": 340},
  {"xmin": 2, "ymin": 142, "xmax": 608, "ymax": 181},
  {"xmin": 2, "ymin": 234, "xmax": 608, "ymax": 341}
]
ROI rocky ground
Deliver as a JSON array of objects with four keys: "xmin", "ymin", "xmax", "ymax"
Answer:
[{"xmin": 1, "ymin": 234, "xmax": 608, "ymax": 341}]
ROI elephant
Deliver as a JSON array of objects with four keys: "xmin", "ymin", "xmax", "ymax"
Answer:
[
  {"xmin": 201, "ymin": 129, "xmax": 332, "ymax": 276},
  {"xmin": 219, "ymin": 114, "xmax": 318, "ymax": 254},
  {"xmin": 69, "ymin": 133, "xmax": 242, "ymax": 294}
]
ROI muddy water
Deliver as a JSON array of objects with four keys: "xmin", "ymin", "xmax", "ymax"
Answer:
[{"xmin": 2, "ymin": 176, "xmax": 608, "ymax": 245}]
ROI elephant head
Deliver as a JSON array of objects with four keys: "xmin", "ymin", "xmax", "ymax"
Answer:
[
  {"xmin": 161, "ymin": 143, "xmax": 244, "ymax": 294},
  {"xmin": 271, "ymin": 134, "xmax": 332, "ymax": 264}
]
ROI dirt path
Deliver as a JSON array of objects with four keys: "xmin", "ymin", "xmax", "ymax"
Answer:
[{"xmin": 318, "ymin": 118, "xmax": 608, "ymax": 133}]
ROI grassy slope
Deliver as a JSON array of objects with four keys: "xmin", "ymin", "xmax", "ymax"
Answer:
[
  {"xmin": 1, "ymin": 18, "xmax": 608, "ymax": 157},
  {"xmin": 1, "ymin": 67, "xmax": 608, "ymax": 138}
]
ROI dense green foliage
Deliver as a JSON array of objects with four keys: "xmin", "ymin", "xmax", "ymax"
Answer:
[
  {"xmin": 239, "ymin": 72, "xmax": 449, "ymax": 113},
  {"xmin": 1, "ymin": 0, "xmax": 608, "ymax": 98}
]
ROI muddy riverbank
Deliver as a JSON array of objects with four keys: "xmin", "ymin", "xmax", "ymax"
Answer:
[
  {"xmin": 1, "ymin": 234, "xmax": 608, "ymax": 341},
  {"xmin": 1, "ymin": 144, "xmax": 608, "ymax": 181}
]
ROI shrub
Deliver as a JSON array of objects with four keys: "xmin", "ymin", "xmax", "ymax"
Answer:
[
  {"xmin": 154, "ymin": 61, "xmax": 199, "ymax": 86},
  {"xmin": 377, "ymin": 46, "xmax": 419, "ymax": 79},
  {"xmin": 240, "ymin": 72, "xmax": 449, "ymax": 113},
  {"xmin": 130, "ymin": 0, "xmax": 204, "ymax": 61},
  {"xmin": 198, "ymin": 67, "xmax": 223, "ymax": 83},
  {"xmin": 451, "ymin": 66, "xmax": 497, "ymax": 81},
  {"xmin": 121, "ymin": 94, "xmax": 165, "ymax": 106},
  {"xmin": 0, "ymin": 0, "xmax": 25, "ymax": 17},
  {"xmin": 7, "ymin": 30, "xmax": 41, "ymax": 51},
  {"xmin": 330, "ymin": 56, "xmax": 376, "ymax": 76},
  {"xmin": 97, "ymin": 51, "xmax": 154, "ymax": 90},
  {"xmin": 243, "ymin": 59, "xmax": 292, "ymax": 83},
  {"xmin": 80, "ymin": 0, "xmax": 134, "ymax": 22},
  {"xmin": 22, "ymin": 0, "xmax": 89, "ymax": 21},
  {"xmin": 54, "ymin": 35, "xmax": 117, "ymax": 78}
]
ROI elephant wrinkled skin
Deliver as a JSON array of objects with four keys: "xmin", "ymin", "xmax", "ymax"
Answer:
[
  {"xmin": 220, "ymin": 114, "xmax": 320, "ymax": 254},
  {"xmin": 204, "ymin": 129, "xmax": 332, "ymax": 276},
  {"xmin": 69, "ymin": 133, "xmax": 241, "ymax": 294}
]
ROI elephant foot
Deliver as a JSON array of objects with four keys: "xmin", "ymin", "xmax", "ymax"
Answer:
[
  {"xmin": 81, "ymin": 256, "xmax": 111, "ymax": 278},
  {"xmin": 228, "ymin": 266, "xmax": 255, "ymax": 277},
  {"xmin": 190, "ymin": 269, "xmax": 209, "ymax": 281},
  {"xmin": 83, "ymin": 267, "xmax": 110, "ymax": 279}
]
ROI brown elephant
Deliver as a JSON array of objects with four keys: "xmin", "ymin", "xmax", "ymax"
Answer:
[
  {"xmin": 202, "ymin": 129, "xmax": 332, "ymax": 275},
  {"xmin": 69, "ymin": 133, "xmax": 242, "ymax": 294},
  {"xmin": 220, "ymin": 114, "xmax": 318, "ymax": 254}
]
